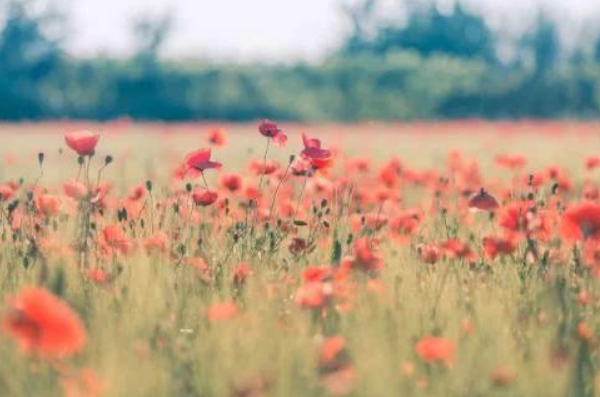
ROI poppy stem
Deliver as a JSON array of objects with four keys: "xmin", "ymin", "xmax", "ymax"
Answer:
[{"xmin": 267, "ymin": 160, "xmax": 292, "ymax": 222}]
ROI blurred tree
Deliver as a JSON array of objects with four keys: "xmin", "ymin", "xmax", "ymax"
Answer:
[
  {"xmin": 522, "ymin": 14, "xmax": 560, "ymax": 77},
  {"xmin": 0, "ymin": 0, "xmax": 65, "ymax": 118},
  {"xmin": 594, "ymin": 34, "xmax": 600, "ymax": 62},
  {"xmin": 341, "ymin": 1, "xmax": 496, "ymax": 62},
  {"xmin": 132, "ymin": 10, "xmax": 174, "ymax": 68}
]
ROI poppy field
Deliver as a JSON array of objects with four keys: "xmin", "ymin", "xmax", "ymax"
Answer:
[{"xmin": 3, "ymin": 121, "xmax": 600, "ymax": 397}]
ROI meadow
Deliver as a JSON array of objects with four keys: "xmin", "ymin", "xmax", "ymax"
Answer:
[{"xmin": 1, "ymin": 121, "xmax": 600, "ymax": 397}]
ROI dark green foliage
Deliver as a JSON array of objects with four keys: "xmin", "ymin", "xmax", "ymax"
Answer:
[{"xmin": 2, "ymin": 0, "xmax": 600, "ymax": 121}]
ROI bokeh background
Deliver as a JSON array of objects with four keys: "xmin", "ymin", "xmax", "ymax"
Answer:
[{"xmin": 2, "ymin": 0, "xmax": 600, "ymax": 121}]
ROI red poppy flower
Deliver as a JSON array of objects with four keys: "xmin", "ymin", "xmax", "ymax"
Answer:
[
  {"xmin": 64, "ymin": 130, "xmax": 100, "ymax": 156},
  {"xmin": 560, "ymin": 202, "xmax": 600, "ymax": 242},
  {"xmin": 495, "ymin": 154, "xmax": 526, "ymax": 170},
  {"xmin": 468, "ymin": 188, "xmax": 499, "ymax": 212},
  {"xmin": 295, "ymin": 282, "xmax": 333, "ymax": 309},
  {"xmin": 483, "ymin": 236, "xmax": 516, "ymax": 259},
  {"xmin": 289, "ymin": 238, "xmax": 310, "ymax": 255},
  {"xmin": 232, "ymin": 262, "xmax": 251, "ymax": 285},
  {"xmin": 250, "ymin": 159, "xmax": 280, "ymax": 175},
  {"xmin": 441, "ymin": 239, "xmax": 475, "ymax": 261},
  {"xmin": 2, "ymin": 287, "xmax": 86, "ymax": 358},
  {"xmin": 207, "ymin": 128, "xmax": 227, "ymax": 146},
  {"xmin": 63, "ymin": 180, "xmax": 88, "ymax": 200},
  {"xmin": 207, "ymin": 301, "xmax": 238, "ymax": 322},
  {"xmin": 319, "ymin": 336, "xmax": 346, "ymax": 367},
  {"xmin": 220, "ymin": 173, "xmax": 243, "ymax": 193},
  {"xmin": 192, "ymin": 189, "xmax": 218, "ymax": 206},
  {"xmin": 102, "ymin": 225, "xmax": 132, "ymax": 254},
  {"xmin": 301, "ymin": 133, "xmax": 333, "ymax": 170},
  {"xmin": 302, "ymin": 266, "xmax": 332, "ymax": 283},
  {"xmin": 185, "ymin": 149, "xmax": 222, "ymax": 174},
  {"xmin": 144, "ymin": 232, "xmax": 168, "ymax": 254},
  {"xmin": 586, "ymin": 156, "xmax": 600, "ymax": 171},
  {"xmin": 415, "ymin": 336, "xmax": 454, "ymax": 365},
  {"xmin": 36, "ymin": 194, "xmax": 61, "ymax": 217},
  {"xmin": 416, "ymin": 243, "xmax": 442, "ymax": 264},
  {"xmin": 258, "ymin": 120, "xmax": 287, "ymax": 146},
  {"xmin": 349, "ymin": 238, "xmax": 384, "ymax": 272},
  {"xmin": 0, "ymin": 184, "xmax": 15, "ymax": 201}
]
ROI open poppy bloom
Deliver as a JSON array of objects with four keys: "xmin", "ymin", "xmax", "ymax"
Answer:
[
  {"xmin": 207, "ymin": 301, "xmax": 238, "ymax": 322},
  {"xmin": 102, "ymin": 224, "xmax": 132, "ymax": 254},
  {"xmin": 560, "ymin": 202, "xmax": 600, "ymax": 242},
  {"xmin": 192, "ymin": 189, "xmax": 218, "ymax": 206},
  {"xmin": 301, "ymin": 133, "xmax": 333, "ymax": 170},
  {"xmin": 495, "ymin": 154, "xmax": 526, "ymax": 170},
  {"xmin": 415, "ymin": 336, "xmax": 454, "ymax": 365},
  {"xmin": 185, "ymin": 149, "xmax": 222, "ymax": 174},
  {"xmin": 2, "ymin": 287, "xmax": 86, "ymax": 358},
  {"xmin": 258, "ymin": 120, "xmax": 287, "ymax": 146},
  {"xmin": 468, "ymin": 188, "xmax": 499, "ymax": 212},
  {"xmin": 0, "ymin": 184, "xmax": 15, "ymax": 200},
  {"xmin": 207, "ymin": 128, "xmax": 227, "ymax": 146},
  {"xmin": 64, "ymin": 130, "xmax": 100, "ymax": 156},
  {"xmin": 63, "ymin": 180, "xmax": 88, "ymax": 200},
  {"xmin": 220, "ymin": 173, "xmax": 243, "ymax": 192},
  {"xmin": 483, "ymin": 236, "xmax": 516, "ymax": 259},
  {"xmin": 36, "ymin": 194, "xmax": 61, "ymax": 217}
]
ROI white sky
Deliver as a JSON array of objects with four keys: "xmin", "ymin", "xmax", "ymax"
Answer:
[{"xmin": 63, "ymin": 0, "xmax": 600, "ymax": 62}]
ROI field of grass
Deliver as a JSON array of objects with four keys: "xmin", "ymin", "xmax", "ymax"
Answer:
[{"xmin": 1, "ymin": 121, "xmax": 600, "ymax": 397}]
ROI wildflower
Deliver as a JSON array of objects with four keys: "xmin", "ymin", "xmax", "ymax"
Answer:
[
  {"xmin": 442, "ymin": 239, "xmax": 475, "ymax": 261},
  {"xmin": 63, "ymin": 180, "xmax": 88, "ymax": 200},
  {"xmin": 207, "ymin": 128, "xmax": 227, "ymax": 146},
  {"xmin": 185, "ymin": 149, "xmax": 222, "ymax": 174},
  {"xmin": 560, "ymin": 202, "xmax": 600, "ymax": 242},
  {"xmin": 144, "ymin": 232, "xmax": 168, "ymax": 254},
  {"xmin": 468, "ymin": 188, "xmax": 499, "ymax": 212},
  {"xmin": 232, "ymin": 263, "xmax": 251, "ymax": 286},
  {"xmin": 127, "ymin": 183, "xmax": 147, "ymax": 201},
  {"xmin": 64, "ymin": 130, "xmax": 100, "ymax": 156},
  {"xmin": 483, "ymin": 237, "xmax": 516, "ymax": 259},
  {"xmin": 0, "ymin": 184, "xmax": 15, "ymax": 200},
  {"xmin": 415, "ymin": 336, "xmax": 454, "ymax": 365},
  {"xmin": 207, "ymin": 301, "xmax": 238, "ymax": 322},
  {"xmin": 220, "ymin": 173, "xmax": 243, "ymax": 193},
  {"xmin": 495, "ymin": 154, "xmax": 526, "ymax": 170},
  {"xmin": 301, "ymin": 133, "xmax": 333, "ymax": 170},
  {"xmin": 295, "ymin": 282, "xmax": 333, "ymax": 309},
  {"xmin": 341, "ymin": 238, "xmax": 384, "ymax": 273},
  {"xmin": 192, "ymin": 189, "xmax": 218, "ymax": 206},
  {"xmin": 102, "ymin": 225, "xmax": 131, "ymax": 255},
  {"xmin": 586, "ymin": 156, "xmax": 600, "ymax": 170},
  {"xmin": 258, "ymin": 120, "xmax": 287, "ymax": 146},
  {"xmin": 2, "ymin": 287, "xmax": 86, "ymax": 358},
  {"xmin": 250, "ymin": 159, "xmax": 280, "ymax": 175},
  {"xmin": 416, "ymin": 243, "xmax": 442, "ymax": 264},
  {"xmin": 36, "ymin": 194, "xmax": 61, "ymax": 217}
]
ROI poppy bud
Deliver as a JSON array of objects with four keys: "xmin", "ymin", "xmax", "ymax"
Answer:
[
  {"xmin": 145, "ymin": 180, "xmax": 153, "ymax": 192},
  {"xmin": 186, "ymin": 183, "xmax": 192, "ymax": 193},
  {"xmin": 78, "ymin": 156, "xmax": 84, "ymax": 166},
  {"xmin": 105, "ymin": 155, "xmax": 113, "ymax": 166},
  {"xmin": 38, "ymin": 152, "xmax": 45, "ymax": 165}
]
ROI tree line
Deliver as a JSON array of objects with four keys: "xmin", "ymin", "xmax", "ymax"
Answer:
[{"xmin": 2, "ymin": 0, "xmax": 600, "ymax": 121}]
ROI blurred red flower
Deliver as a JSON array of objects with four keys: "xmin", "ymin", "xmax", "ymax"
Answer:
[
  {"xmin": 64, "ymin": 130, "xmax": 100, "ymax": 156},
  {"xmin": 2, "ymin": 287, "xmax": 86, "ymax": 358}
]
